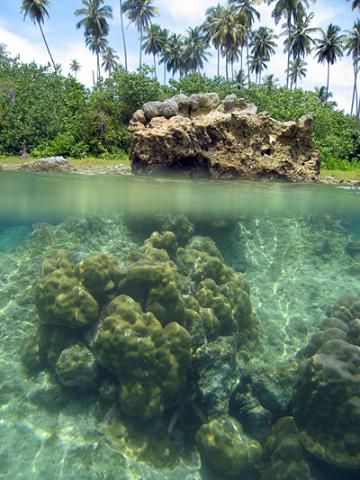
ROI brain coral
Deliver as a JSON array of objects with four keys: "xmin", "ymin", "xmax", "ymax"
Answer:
[{"xmin": 94, "ymin": 294, "xmax": 191, "ymax": 419}]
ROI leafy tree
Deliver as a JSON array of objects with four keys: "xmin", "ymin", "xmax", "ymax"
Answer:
[
  {"xmin": 143, "ymin": 24, "xmax": 166, "ymax": 79},
  {"xmin": 0, "ymin": 44, "xmax": 9, "ymax": 62},
  {"xmin": 122, "ymin": 0, "xmax": 158, "ymax": 69},
  {"xmin": 102, "ymin": 47, "xmax": 119, "ymax": 76},
  {"xmin": 75, "ymin": 0, "xmax": 113, "ymax": 82},
  {"xmin": 314, "ymin": 24, "xmax": 345, "ymax": 103},
  {"xmin": 20, "ymin": 0, "xmax": 56, "ymax": 70},
  {"xmin": 349, "ymin": 0, "xmax": 360, "ymax": 9}
]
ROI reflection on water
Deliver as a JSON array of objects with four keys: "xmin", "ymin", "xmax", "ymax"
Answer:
[
  {"xmin": 1, "ymin": 171, "xmax": 360, "ymax": 221},
  {"xmin": 0, "ymin": 171, "xmax": 359, "ymax": 480}
]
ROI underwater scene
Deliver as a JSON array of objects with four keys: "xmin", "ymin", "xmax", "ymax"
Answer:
[{"xmin": 0, "ymin": 171, "xmax": 359, "ymax": 480}]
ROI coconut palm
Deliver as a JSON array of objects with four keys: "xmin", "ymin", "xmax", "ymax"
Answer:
[
  {"xmin": 21, "ymin": 0, "xmax": 56, "ymax": 70},
  {"xmin": 348, "ymin": 0, "xmax": 360, "ymax": 9},
  {"xmin": 287, "ymin": 57, "xmax": 307, "ymax": 87},
  {"xmin": 285, "ymin": 12, "xmax": 319, "ymax": 61},
  {"xmin": 75, "ymin": 0, "xmax": 113, "ymax": 81},
  {"xmin": 262, "ymin": 73, "xmax": 280, "ymax": 91},
  {"xmin": 119, "ymin": 0, "xmax": 128, "ymax": 71},
  {"xmin": 143, "ymin": 24, "xmax": 166, "ymax": 79},
  {"xmin": 102, "ymin": 47, "xmax": 119, "ymax": 76},
  {"xmin": 202, "ymin": 4, "xmax": 225, "ymax": 77},
  {"xmin": 267, "ymin": 0, "xmax": 315, "ymax": 87},
  {"xmin": 250, "ymin": 27, "xmax": 277, "ymax": 83},
  {"xmin": 70, "ymin": 59, "xmax": 81, "ymax": 78},
  {"xmin": 160, "ymin": 32, "xmax": 184, "ymax": 81},
  {"xmin": 182, "ymin": 27, "xmax": 210, "ymax": 74},
  {"xmin": 122, "ymin": 0, "xmax": 158, "ymax": 69},
  {"xmin": 314, "ymin": 86, "xmax": 337, "ymax": 108},
  {"xmin": 314, "ymin": 24, "xmax": 345, "ymax": 103},
  {"xmin": 345, "ymin": 20, "xmax": 360, "ymax": 116},
  {"xmin": 230, "ymin": 1, "xmax": 261, "ymax": 84},
  {"xmin": 213, "ymin": 5, "xmax": 246, "ymax": 80}
]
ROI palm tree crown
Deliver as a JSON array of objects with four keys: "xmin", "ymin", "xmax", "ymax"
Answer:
[
  {"xmin": 250, "ymin": 26, "xmax": 277, "ymax": 83},
  {"xmin": 102, "ymin": 47, "xmax": 119, "ymax": 76},
  {"xmin": 143, "ymin": 24, "xmax": 166, "ymax": 78},
  {"xmin": 182, "ymin": 27, "xmax": 210, "ymax": 74},
  {"xmin": 70, "ymin": 59, "xmax": 81, "ymax": 78},
  {"xmin": 75, "ymin": 0, "xmax": 113, "ymax": 82},
  {"xmin": 21, "ymin": 0, "xmax": 56, "ymax": 69},
  {"xmin": 314, "ymin": 23, "xmax": 345, "ymax": 101},
  {"xmin": 122, "ymin": 0, "xmax": 158, "ymax": 68}
]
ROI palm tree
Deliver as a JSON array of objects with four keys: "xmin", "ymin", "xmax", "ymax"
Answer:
[
  {"xmin": 314, "ymin": 24, "xmax": 345, "ymax": 103},
  {"xmin": 202, "ymin": 4, "xmax": 226, "ymax": 76},
  {"xmin": 122, "ymin": 0, "xmax": 158, "ymax": 69},
  {"xmin": 102, "ymin": 46, "xmax": 119, "ymax": 76},
  {"xmin": 230, "ymin": 1, "xmax": 261, "ymax": 85},
  {"xmin": 143, "ymin": 24, "xmax": 166, "ymax": 79},
  {"xmin": 20, "ymin": 0, "xmax": 56, "ymax": 70},
  {"xmin": 182, "ymin": 27, "xmax": 210, "ymax": 74},
  {"xmin": 70, "ymin": 59, "xmax": 81, "ymax": 78},
  {"xmin": 267, "ymin": 0, "xmax": 315, "ymax": 87},
  {"xmin": 287, "ymin": 57, "xmax": 307, "ymax": 87},
  {"xmin": 345, "ymin": 20, "xmax": 360, "ymax": 116},
  {"xmin": 348, "ymin": 0, "xmax": 360, "ymax": 9},
  {"xmin": 160, "ymin": 32, "xmax": 184, "ymax": 81},
  {"xmin": 285, "ymin": 12, "xmax": 319, "ymax": 61},
  {"xmin": 75, "ymin": 0, "xmax": 113, "ymax": 82},
  {"xmin": 314, "ymin": 86, "xmax": 337, "ymax": 108},
  {"xmin": 262, "ymin": 73, "xmax": 280, "ymax": 91},
  {"xmin": 214, "ymin": 4, "xmax": 246, "ymax": 80},
  {"xmin": 250, "ymin": 26, "xmax": 277, "ymax": 83},
  {"xmin": 119, "ymin": 0, "xmax": 128, "ymax": 71}
]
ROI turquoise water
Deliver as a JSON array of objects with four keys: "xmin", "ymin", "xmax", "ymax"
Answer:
[{"xmin": 0, "ymin": 172, "xmax": 359, "ymax": 480}]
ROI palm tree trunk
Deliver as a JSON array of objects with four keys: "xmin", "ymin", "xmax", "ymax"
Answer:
[
  {"xmin": 246, "ymin": 40, "xmax": 250, "ymax": 86},
  {"xmin": 286, "ymin": 16, "xmax": 291, "ymax": 88},
  {"xmin": 38, "ymin": 21, "xmax": 56, "ymax": 70},
  {"xmin": 240, "ymin": 46, "xmax": 243, "ymax": 74},
  {"xmin": 96, "ymin": 50, "xmax": 100, "ymax": 82},
  {"xmin": 351, "ymin": 67, "xmax": 357, "ymax": 115},
  {"xmin": 153, "ymin": 54, "xmax": 157, "ymax": 79},
  {"xmin": 217, "ymin": 47, "xmax": 220, "ymax": 76},
  {"xmin": 326, "ymin": 62, "xmax": 330, "ymax": 103},
  {"xmin": 119, "ymin": 0, "xmax": 128, "ymax": 71},
  {"xmin": 139, "ymin": 25, "xmax": 143, "ymax": 69},
  {"xmin": 225, "ymin": 53, "xmax": 229, "ymax": 81},
  {"xmin": 163, "ymin": 64, "xmax": 166, "ymax": 85},
  {"xmin": 231, "ymin": 61, "xmax": 234, "ymax": 81}
]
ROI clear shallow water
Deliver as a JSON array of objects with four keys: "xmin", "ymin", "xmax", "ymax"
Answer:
[{"xmin": 0, "ymin": 172, "xmax": 359, "ymax": 480}]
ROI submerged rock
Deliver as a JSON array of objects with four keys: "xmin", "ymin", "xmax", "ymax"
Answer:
[{"xmin": 129, "ymin": 93, "xmax": 320, "ymax": 181}]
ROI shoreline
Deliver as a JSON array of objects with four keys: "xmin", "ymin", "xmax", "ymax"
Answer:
[{"xmin": 1, "ymin": 160, "xmax": 359, "ymax": 186}]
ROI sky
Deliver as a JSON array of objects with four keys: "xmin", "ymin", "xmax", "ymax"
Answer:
[{"xmin": 0, "ymin": 0, "xmax": 358, "ymax": 112}]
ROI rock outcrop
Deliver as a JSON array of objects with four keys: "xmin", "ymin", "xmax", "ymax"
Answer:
[{"xmin": 129, "ymin": 93, "xmax": 320, "ymax": 182}]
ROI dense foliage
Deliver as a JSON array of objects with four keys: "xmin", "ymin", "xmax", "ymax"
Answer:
[{"xmin": 0, "ymin": 59, "xmax": 359, "ymax": 168}]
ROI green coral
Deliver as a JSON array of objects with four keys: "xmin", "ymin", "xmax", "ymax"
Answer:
[
  {"xmin": 77, "ymin": 252, "xmax": 121, "ymax": 302},
  {"xmin": 35, "ymin": 268, "xmax": 99, "ymax": 328},
  {"xmin": 196, "ymin": 416, "xmax": 262, "ymax": 477},
  {"xmin": 55, "ymin": 343, "xmax": 98, "ymax": 389},
  {"xmin": 94, "ymin": 294, "xmax": 191, "ymax": 419}
]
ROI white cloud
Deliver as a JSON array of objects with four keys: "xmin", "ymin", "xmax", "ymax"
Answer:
[{"xmin": 157, "ymin": 0, "xmax": 210, "ymax": 26}]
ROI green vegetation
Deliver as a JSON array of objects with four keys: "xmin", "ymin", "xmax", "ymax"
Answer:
[{"xmin": 0, "ymin": 55, "xmax": 359, "ymax": 170}]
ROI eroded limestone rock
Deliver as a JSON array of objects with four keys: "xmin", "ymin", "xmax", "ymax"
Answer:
[{"xmin": 129, "ymin": 94, "xmax": 320, "ymax": 181}]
